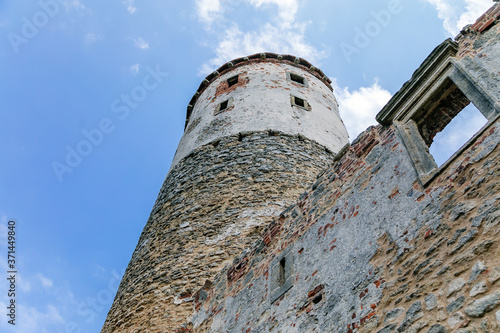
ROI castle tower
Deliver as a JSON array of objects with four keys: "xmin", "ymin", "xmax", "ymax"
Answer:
[{"xmin": 102, "ymin": 53, "xmax": 349, "ymax": 332}]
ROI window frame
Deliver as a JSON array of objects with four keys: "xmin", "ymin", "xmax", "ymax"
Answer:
[
  {"xmin": 376, "ymin": 39, "xmax": 499, "ymax": 185},
  {"xmin": 214, "ymin": 97, "xmax": 234, "ymax": 116},
  {"xmin": 286, "ymin": 71, "xmax": 309, "ymax": 87},
  {"xmin": 291, "ymin": 95, "xmax": 312, "ymax": 111},
  {"xmin": 227, "ymin": 74, "xmax": 239, "ymax": 88},
  {"xmin": 269, "ymin": 247, "xmax": 294, "ymax": 304}
]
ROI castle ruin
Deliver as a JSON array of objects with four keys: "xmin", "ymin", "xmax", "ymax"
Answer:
[{"xmin": 103, "ymin": 4, "xmax": 500, "ymax": 332}]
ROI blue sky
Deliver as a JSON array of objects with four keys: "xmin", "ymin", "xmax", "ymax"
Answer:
[{"xmin": 0, "ymin": 0, "xmax": 494, "ymax": 332}]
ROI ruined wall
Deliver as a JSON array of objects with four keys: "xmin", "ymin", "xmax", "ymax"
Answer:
[
  {"xmin": 192, "ymin": 117, "xmax": 500, "ymax": 333},
  {"xmin": 190, "ymin": 7, "xmax": 500, "ymax": 333},
  {"xmin": 102, "ymin": 52, "xmax": 352, "ymax": 332},
  {"xmin": 102, "ymin": 132, "xmax": 338, "ymax": 332}
]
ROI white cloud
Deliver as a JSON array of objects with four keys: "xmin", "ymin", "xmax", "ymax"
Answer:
[
  {"xmin": 133, "ymin": 37, "xmax": 149, "ymax": 50},
  {"xmin": 37, "ymin": 273, "xmax": 54, "ymax": 288},
  {"xmin": 333, "ymin": 79, "xmax": 392, "ymax": 140},
  {"xmin": 429, "ymin": 103, "xmax": 487, "ymax": 165},
  {"xmin": 199, "ymin": 23, "xmax": 325, "ymax": 75},
  {"xmin": 196, "ymin": 0, "xmax": 223, "ymax": 26},
  {"xmin": 130, "ymin": 63, "xmax": 140, "ymax": 74},
  {"xmin": 0, "ymin": 303, "xmax": 64, "ymax": 332},
  {"xmin": 425, "ymin": 0, "xmax": 492, "ymax": 36},
  {"xmin": 123, "ymin": 0, "xmax": 137, "ymax": 14},
  {"xmin": 197, "ymin": 0, "xmax": 324, "ymax": 75},
  {"xmin": 247, "ymin": 0, "xmax": 298, "ymax": 28},
  {"xmin": 18, "ymin": 274, "xmax": 32, "ymax": 292},
  {"xmin": 85, "ymin": 33, "xmax": 102, "ymax": 44},
  {"xmin": 62, "ymin": 0, "xmax": 86, "ymax": 11}
]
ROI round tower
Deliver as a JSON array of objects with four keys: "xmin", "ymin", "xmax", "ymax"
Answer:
[{"xmin": 102, "ymin": 53, "xmax": 349, "ymax": 332}]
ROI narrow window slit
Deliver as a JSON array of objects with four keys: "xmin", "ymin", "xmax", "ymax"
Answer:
[{"xmin": 279, "ymin": 258, "xmax": 286, "ymax": 287}]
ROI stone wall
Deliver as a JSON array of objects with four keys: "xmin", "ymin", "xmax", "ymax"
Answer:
[
  {"xmin": 189, "ymin": 6, "xmax": 500, "ymax": 332},
  {"xmin": 101, "ymin": 131, "xmax": 336, "ymax": 332},
  {"xmin": 191, "ymin": 119, "xmax": 500, "ymax": 333},
  {"xmin": 102, "ymin": 5, "xmax": 500, "ymax": 333}
]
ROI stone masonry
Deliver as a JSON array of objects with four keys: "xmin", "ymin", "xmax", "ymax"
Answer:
[
  {"xmin": 103, "ymin": 4, "xmax": 500, "ymax": 333},
  {"xmin": 102, "ymin": 54, "xmax": 349, "ymax": 331}
]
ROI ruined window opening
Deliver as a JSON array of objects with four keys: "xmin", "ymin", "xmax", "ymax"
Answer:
[
  {"xmin": 291, "ymin": 95, "xmax": 311, "ymax": 111},
  {"xmin": 377, "ymin": 39, "xmax": 499, "ymax": 185},
  {"xmin": 219, "ymin": 100, "xmax": 228, "ymax": 111},
  {"xmin": 428, "ymin": 103, "xmax": 487, "ymax": 166},
  {"xmin": 227, "ymin": 75, "xmax": 239, "ymax": 87},
  {"xmin": 408, "ymin": 78, "xmax": 492, "ymax": 173}
]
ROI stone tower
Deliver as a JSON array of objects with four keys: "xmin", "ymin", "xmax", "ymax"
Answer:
[{"xmin": 102, "ymin": 53, "xmax": 349, "ymax": 332}]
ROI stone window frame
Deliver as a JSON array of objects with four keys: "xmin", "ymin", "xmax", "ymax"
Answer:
[
  {"xmin": 214, "ymin": 97, "xmax": 234, "ymax": 116},
  {"xmin": 269, "ymin": 247, "xmax": 294, "ymax": 304},
  {"xmin": 286, "ymin": 71, "xmax": 309, "ymax": 87},
  {"xmin": 376, "ymin": 39, "xmax": 500, "ymax": 185},
  {"xmin": 290, "ymin": 94, "xmax": 312, "ymax": 111}
]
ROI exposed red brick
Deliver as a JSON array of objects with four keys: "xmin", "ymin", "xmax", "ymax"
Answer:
[{"xmin": 424, "ymin": 229, "xmax": 434, "ymax": 239}]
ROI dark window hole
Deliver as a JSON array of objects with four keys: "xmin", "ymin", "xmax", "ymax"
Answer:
[
  {"xmin": 295, "ymin": 97, "xmax": 305, "ymax": 108},
  {"xmin": 219, "ymin": 100, "xmax": 229, "ymax": 111},
  {"xmin": 312, "ymin": 294, "xmax": 323, "ymax": 304},
  {"xmin": 227, "ymin": 75, "xmax": 239, "ymax": 87},
  {"xmin": 279, "ymin": 258, "xmax": 286, "ymax": 287},
  {"xmin": 290, "ymin": 73, "xmax": 305, "ymax": 85}
]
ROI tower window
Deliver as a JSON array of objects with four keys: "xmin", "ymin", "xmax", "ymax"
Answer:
[
  {"xmin": 290, "ymin": 73, "xmax": 305, "ymax": 85},
  {"xmin": 291, "ymin": 95, "xmax": 311, "ymax": 111},
  {"xmin": 219, "ymin": 100, "xmax": 228, "ymax": 111},
  {"xmin": 286, "ymin": 71, "xmax": 308, "ymax": 87},
  {"xmin": 214, "ymin": 97, "xmax": 234, "ymax": 115},
  {"xmin": 294, "ymin": 96, "xmax": 305, "ymax": 108},
  {"xmin": 227, "ymin": 75, "xmax": 239, "ymax": 87}
]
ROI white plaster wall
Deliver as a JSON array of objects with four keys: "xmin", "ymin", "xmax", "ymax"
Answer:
[{"xmin": 170, "ymin": 61, "xmax": 349, "ymax": 170}]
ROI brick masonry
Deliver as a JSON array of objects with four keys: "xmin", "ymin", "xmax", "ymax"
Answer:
[
  {"xmin": 103, "ymin": 4, "xmax": 500, "ymax": 333},
  {"xmin": 191, "ymin": 117, "xmax": 500, "ymax": 333},
  {"xmin": 189, "ymin": 6, "xmax": 500, "ymax": 333}
]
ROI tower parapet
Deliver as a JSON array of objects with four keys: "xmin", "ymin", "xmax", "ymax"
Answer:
[{"xmin": 102, "ymin": 54, "xmax": 349, "ymax": 332}]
